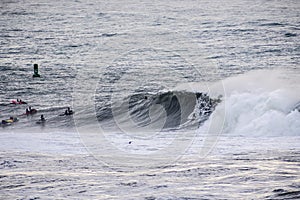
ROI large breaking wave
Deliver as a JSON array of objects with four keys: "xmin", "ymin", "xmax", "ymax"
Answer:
[
  {"xmin": 1, "ymin": 70, "xmax": 299, "ymax": 138},
  {"xmin": 94, "ymin": 90, "xmax": 220, "ymax": 131}
]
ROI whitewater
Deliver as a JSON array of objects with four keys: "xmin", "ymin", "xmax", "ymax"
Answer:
[{"xmin": 1, "ymin": 0, "xmax": 300, "ymax": 199}]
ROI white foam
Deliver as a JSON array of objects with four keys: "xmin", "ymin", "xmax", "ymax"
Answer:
[
  {"xmin": 222, "ymin": 89, "xmax": 300, "ymax": 136},
  {"xmin": 211, "ymin": 70, "xmax": 300, "ymax": 137}
]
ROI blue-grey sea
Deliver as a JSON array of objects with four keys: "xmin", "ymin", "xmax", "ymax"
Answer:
[{"xmin": 1, "ymin": 0, "xmax": 300, "ymax": 199}]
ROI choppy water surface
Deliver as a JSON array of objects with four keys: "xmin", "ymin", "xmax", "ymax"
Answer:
[
  {"xmin": 0, "ymin": 0, "xmax": 300, "ymax": 199},
  {"xmin": 1, "ymin": 146, "xmax": 300, "ymax": 200}
]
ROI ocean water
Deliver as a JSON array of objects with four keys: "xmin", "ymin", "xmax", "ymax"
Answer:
[{"xmin": 1, "ymin": 0, "xmax": 300, "ymax": 199}]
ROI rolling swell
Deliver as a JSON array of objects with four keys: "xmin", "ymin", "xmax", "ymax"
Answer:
[{"xmin": 95, "ymin": 90, "xmax": 220, "ymax": 130}]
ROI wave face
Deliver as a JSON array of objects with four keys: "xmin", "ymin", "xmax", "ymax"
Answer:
[{"xmin": 94, "ymin": 90, "xmax": 220, "ymax": 131}]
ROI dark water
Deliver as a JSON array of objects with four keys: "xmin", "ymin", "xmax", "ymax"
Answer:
[{"xmin": 0, "ymin": 0, "xmax": 300, "ymax": 199}]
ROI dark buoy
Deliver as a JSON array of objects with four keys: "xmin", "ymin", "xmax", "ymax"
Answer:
[{"xmin": 33, "ymin": 64, "xmax": 40, "ymax": 77}]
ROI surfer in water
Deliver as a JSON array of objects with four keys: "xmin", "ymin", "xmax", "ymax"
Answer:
[
  {"xmin": 1, "ymin": 116, "xmax": 18, "ymax": 125},
  {"xmin": 65, "ymin": 107, "xmax": 73, "ymax": 115},
  {"xmin": 18, "ymin": 99, "xmax": 26, "ymax": 104},
  {"xmin": 25, "ymin": 106, "xmax": 37, "ymax": 115},
  {"xmin": 26, "ymin": 106, "xmax": 32, "ymax": 114},
  {"xmin": 40, "ymin": 115, "xmax": 46, "ymax": 122},
  {"xmin": 11, "ymin": 98, "xmax": 26, "ymax": 104},
  {"xmin": 36, "ymin": 114, "xmax": 46, "ymax": 125}
]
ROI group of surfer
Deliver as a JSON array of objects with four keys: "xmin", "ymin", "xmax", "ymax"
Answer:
[{"xmin": 1, "ymin": 99, "xmax": 74, "ymax": 127}]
